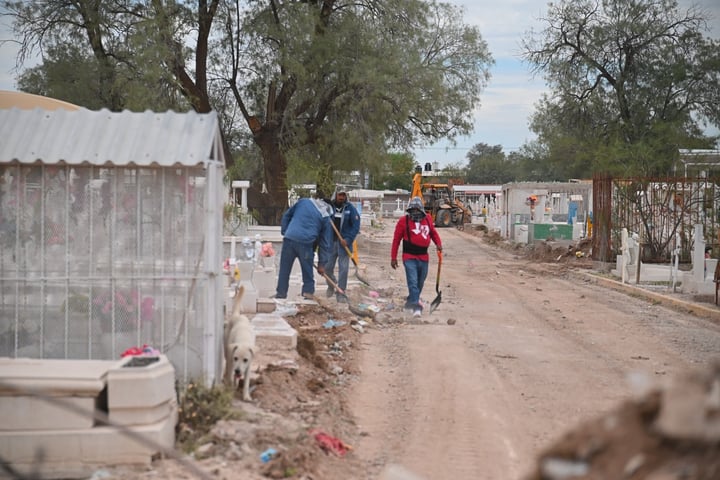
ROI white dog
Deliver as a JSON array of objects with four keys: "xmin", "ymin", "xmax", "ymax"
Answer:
[{"xmin": 224, "ymin": 285, "xmax": 256, "ymax": 401}]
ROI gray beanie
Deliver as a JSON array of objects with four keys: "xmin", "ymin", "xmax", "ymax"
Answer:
[{"xmin": 407, "ymin": 196, "xmax": 423, "ymax": 211}]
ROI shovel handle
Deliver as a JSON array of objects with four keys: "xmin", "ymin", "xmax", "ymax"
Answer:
[
  {"xmin": 435, "ymin": 252, "xmax": 442, "ymax": 293},
  {"xmin": 316, "ymin": 264, "xmax": 345, "ymax": 295},
  {"xmin": 430, "ymin": 254, "xmax": 443, "ymax": 314},
  {"xmin": 328, "ymin": 218, "xmax": 372, "ymax": 287},
  {"xmin": 329, "ymin": 221, "xmax": 360, "ymax": 267}
]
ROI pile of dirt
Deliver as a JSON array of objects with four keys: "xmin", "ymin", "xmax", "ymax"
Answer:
[
  {"xmin": 525, "ymin": 360, "xmax": 720, "ymax": 480},
  {"xmin": 522, "ymin": 238, "xmax": 595, "ymax": 267},
  {"xmin": 475, "ymin": 226, "xmax": 595, "ymax": 267},
  {"xmin": 246, "ymin": 301, "xmax": 364, "ymax": 479},
  {"xmin": 103, "ymin": 300, "xmax": 365, "ymax": 480}
]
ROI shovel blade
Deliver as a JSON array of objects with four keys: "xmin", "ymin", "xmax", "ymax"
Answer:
[
  {"xmin": 429, "ymin": 291, "xmax": 442, "ymax": 313},
  {"xmin": 354, "ymin": 267, "xmax": 371, "ymax": 287}
]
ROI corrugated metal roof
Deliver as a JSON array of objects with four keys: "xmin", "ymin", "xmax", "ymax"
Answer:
[
  {"xmin": 0, "ymin": 108, "xmax": 225, "ymax": 167},
  {"xmin": 453, "ymin": 184, "xmax": 502, "ymax": 194}
]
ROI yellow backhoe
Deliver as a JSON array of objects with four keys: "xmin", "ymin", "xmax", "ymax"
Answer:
[{"xmin": 410, "ymin": 165, "xmax": 472, "ymax": 228}]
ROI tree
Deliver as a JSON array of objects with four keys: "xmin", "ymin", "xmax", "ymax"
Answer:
[
  {"xmin": 522, "ymin": 0, "xmax": 720, "ymax": 176},
  {"xmin": 4, "ymin": 0, "xmax": 493, "ymax": 224},
  {"xmin": 465, "ymin": 143, "xmax": 516, "ymax": 184},
  {"xmin": 441, "ymin": 162, "xmax": 467, "ymax": 183},
  {"xmin": 15, "ymin": 42, "xmax": 185, "ymax": 111},
  {"xmin": 373, "ymin": 152, "xmax": 416, "ymax": 191},
  {"xmin": 208, "ymin": 0, "xmax": 493, "ymax": 222},
  {"xmin": 3, "ymin": 0, "xmax": 192, "ymax": 112}
]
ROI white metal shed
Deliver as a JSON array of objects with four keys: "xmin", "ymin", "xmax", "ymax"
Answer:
[{"xmin": 0, "ymin": 108, "xmax": 226, "ymax": 385}]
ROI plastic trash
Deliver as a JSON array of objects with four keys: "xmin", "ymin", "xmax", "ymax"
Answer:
[
  {"xmin": 260, "ymin": 448, "xmax": 278, "ymax": 463},
  {"xmin": 273, "ymin": 302, "xmax": 299, "ymax": 317},
  {"xmin": 308, "ymin": 428, "xmax": 352, "ymax": 456},
  {"xmin": 323, "ymin": 319, "xmax": 346, "ymax": 329},
  {"xmin": 358, "ymin": 304, "xmax": 381, "ymax": 313}
]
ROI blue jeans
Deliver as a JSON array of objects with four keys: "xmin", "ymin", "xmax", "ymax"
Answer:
[
  {"xmin": 403, "ymin": 258, "xmax": 429, "ymax": 310},
  {"xmin": 275, "ymin": 238, "xmax": 316, "ymax": 298},
  {"xmin": 325, "ymin": 240, "xmax": 350, "ymax": 292}
]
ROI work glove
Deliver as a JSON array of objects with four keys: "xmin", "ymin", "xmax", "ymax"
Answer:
[{"xmin": 391, "ymin": 259, "xmax": 398, "ymax": 270}]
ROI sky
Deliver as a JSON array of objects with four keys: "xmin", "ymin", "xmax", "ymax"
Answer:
[
  {"xmin": 1, "ymin": 0, "xmax": 719, "ymax": 168},
  {"xmin": 413, "ymin": 0, "xmax": 720, "ymax": 168}
]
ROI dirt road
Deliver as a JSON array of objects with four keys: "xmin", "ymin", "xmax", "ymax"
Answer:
[{"xmin": 349, "ymin": 226, "xmax": 720, "ymax": 479}]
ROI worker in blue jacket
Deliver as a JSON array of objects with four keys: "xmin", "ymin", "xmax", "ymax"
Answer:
[
  {"xmin": 274, "ymin": 197, "xmax": 333, "ymax": 300},
  {"xmin": 324, "ymin": 189, "xmax": 361, "ymax": 302}
]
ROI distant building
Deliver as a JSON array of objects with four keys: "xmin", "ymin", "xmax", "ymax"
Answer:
[{"xmin": 678, "ymin": 149, "xmax": 720, "ymax": 177}]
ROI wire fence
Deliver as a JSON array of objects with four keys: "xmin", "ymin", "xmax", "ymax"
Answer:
[
  {"xmin": 593, "ymin": 174, "xmax": 720, "ymax": 263},
  {"xmin": 0, "ymin": 163, "xmax": 224, "ymax": 385}
]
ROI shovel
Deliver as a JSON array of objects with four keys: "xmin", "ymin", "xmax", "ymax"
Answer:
[
  {"xmin": 429, "ymin": 251, "xmax": 443, "ymax": 314},
  {"xmin": 316, "ymin": 264, "xmax": 346, "ymax": 297},
  {"xmin": 328, "ymin": 221, "xmax": 371, "ymax": 287}
]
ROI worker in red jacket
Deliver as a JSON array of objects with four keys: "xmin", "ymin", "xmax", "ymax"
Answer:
[{"xmin": 390, "ymin": 196, "xmax": 443, "ymax": 317}]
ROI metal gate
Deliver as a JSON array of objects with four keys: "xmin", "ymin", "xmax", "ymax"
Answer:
[{"xmin": 592, "ymin": 174, "xmax": 720, "ymax": 263}]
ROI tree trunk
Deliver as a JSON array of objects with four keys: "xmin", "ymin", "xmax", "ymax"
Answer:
[{"xmin": 254, "ymin": 127, "xmax": 289, "ymax": 226}]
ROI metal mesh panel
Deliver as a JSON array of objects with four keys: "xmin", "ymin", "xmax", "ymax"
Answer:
[
  {"xmin": 593, "ymin": 175, "xmax": 720, "ymax": 263},
  {"xmin": 0, "ymin": 163, "xmax": 214, "ymax": 382}
]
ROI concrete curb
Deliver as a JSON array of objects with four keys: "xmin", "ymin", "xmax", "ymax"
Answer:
[{"xmin": 573, "ymin": 270, "xmax": 720, "ymax": 324}]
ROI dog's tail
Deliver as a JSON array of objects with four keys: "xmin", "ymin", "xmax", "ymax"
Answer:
[{"xmin": 232, "ymin": 284, "xmax": 245, "ymax": 317}]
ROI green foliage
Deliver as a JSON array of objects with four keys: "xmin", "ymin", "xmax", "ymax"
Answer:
[
  {"xmin": 60, "ymin": 292, "xmax": 90, "ymax": 315},
  {"xmin": 522, "ymin": 0, "xmax": 720, "ymax": 176},
  {"xmin": 374, "ymin": 152, "xmax": 416, "ymax": 190},
  {"xmin": 17, "ymin": 44, "xmax": 105, "ymax": 109},
  {"xmin": 12, "ymin": 7, "xmax": 187, "ymax": 112},
  {"xmin": 441, "ymin": 162, "xmax": 468, "ymax": 182},
  {"xmin": 6, "ymin": 0, "xmax": 494, "ymax": 211},
  {"xmin": 225, "ymin": 146, "xmax": 265, "ymax": 191},
  {"xmin": 315, "ymin": 163, "xmax": 336, "ymax": 200},
  {"xmin": 465, "ymin": 143, "xmax": 516, "ymax": 184},
  {"xmin": 176, "ymin": 381, "xmax": 241, "ymax": 453}
]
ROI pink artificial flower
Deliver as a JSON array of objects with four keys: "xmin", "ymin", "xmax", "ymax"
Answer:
[
  {"xmin": 140, "ymin": 297, "xmax": 155, "ymax": 322},
  {"xmin": 102, "ymin": 301, "xmax": 112, "ymax": 316},
  {"xmin": 261, "ymin": 242, "xmax": 275, "ymax": 257}
]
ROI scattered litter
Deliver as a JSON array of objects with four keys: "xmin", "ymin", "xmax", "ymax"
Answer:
[
  {"xmin": 368, "ymin": 290, "xmax": 380, "ymax": 298},
  {"xmin": 273, "ymin": 302, "xmax": 299, "ymax": 317},
  {"xmin": 351, "ymin": 323, "xmax": 364, "ymax": 334},
  {"xmin": 323, "ymin": 319, "xmax": 346, "ymax": 329},
  {"xmin": 348, "ymin": 302, "xmax": 376, "ymax": 319},
  {"xmin": 260, "ymin": 448, "xmax": 278, "ymax": 463},
  {"xmin": 309, "ymin": 428, "xmax": 352, "ymax": 456},
  {"xmin": 358, "ymin": 303, "xmax": 381, "ymax": 313},
  {"xmin": 120, "ymin": 344, "xmax": 160, "ymax": 358},
  {"xmin": 267, "ymin": 359, "xmax": 299, "ymax": 371},
  {"xmin": 541, "ymin": 457, "xmax": 589, "ymax": 478}
]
